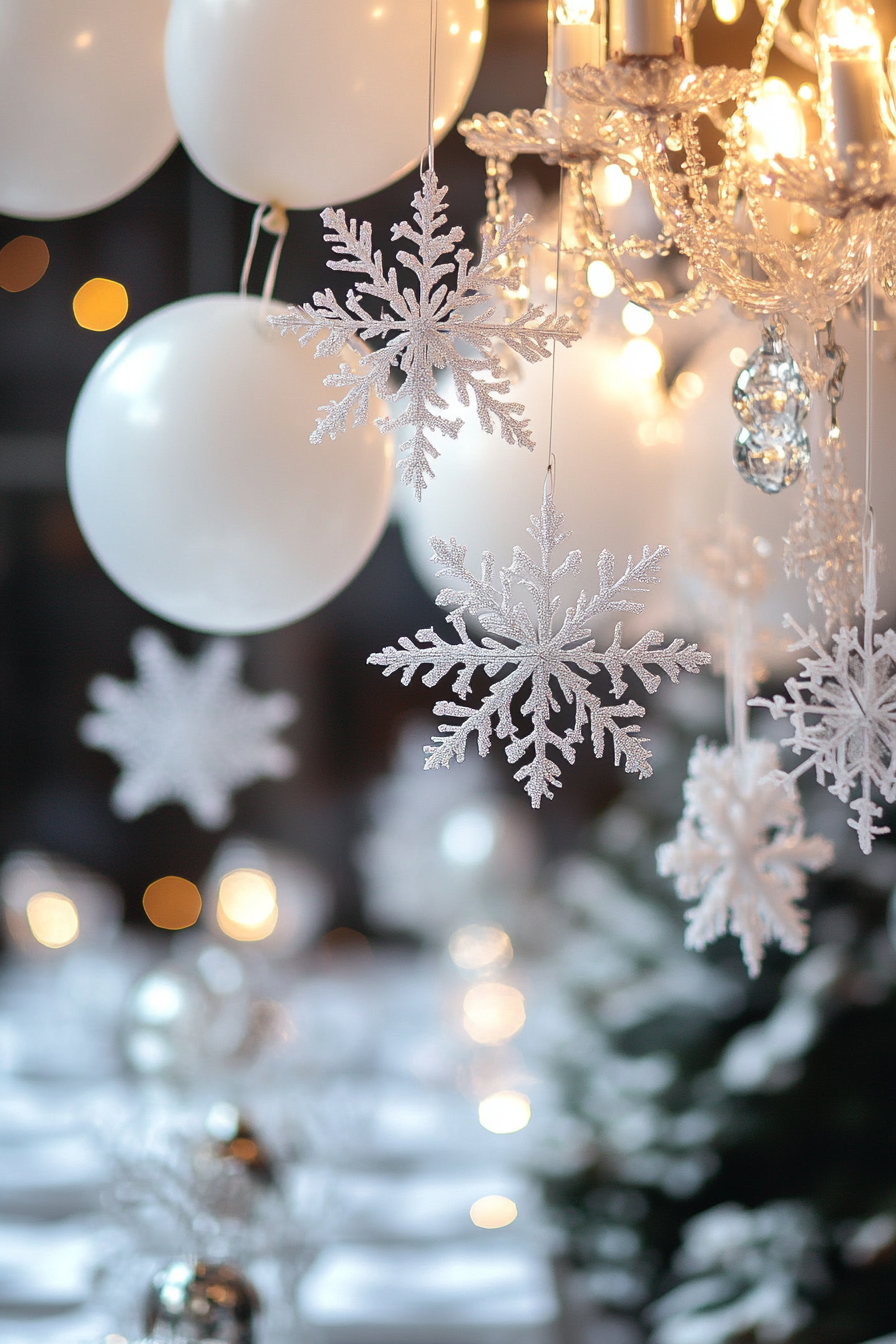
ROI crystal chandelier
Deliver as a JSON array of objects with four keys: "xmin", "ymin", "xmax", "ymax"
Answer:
[{"xmin": 460, "ymin": 0, "xmax": 896, "ymax": 328}]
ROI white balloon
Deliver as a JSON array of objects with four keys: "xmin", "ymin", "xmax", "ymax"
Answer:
[
  {"xmin": 165, "ymin": 0, "xmax": 487, "ymax": 209},
  {"xmin": 396, "ymin": 330, "xmax": 681, "ymax": 637},
  {"xmin": 0, "ymin": 0, "xmax": 177, "ymax": 220},
  {"xmin": 67, "ymin": 295, "xmax": 393, "ymax": 635}
]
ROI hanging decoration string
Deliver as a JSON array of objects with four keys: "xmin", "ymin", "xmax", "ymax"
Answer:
[
  {"xmin": 862, "ymin": 241, "xmax": 875, "ymax": 620},
  {"xmin": 426, "ymin": 0, "xmax": 438, "ymax": 173},
  {"xmin": 239, "ymin": 202, "xmax": 289, "ymax": 300},
  {"xmin": 544, "ymin": 167, "xmax": 566, "ymax": 501}
]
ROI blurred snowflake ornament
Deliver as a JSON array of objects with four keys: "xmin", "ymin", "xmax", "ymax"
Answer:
[
  {"xmin": 369, "ymin": 492, "xmax": 710, "ymax": 807},
  {"xmin": 269, "ymin": 169, "xmax": 580, "ymax": 499},
  {"xmin": 751, "ymin": 549, "xmax": 896, "ymax": 854},
  {"xmin": 657, "ymin": 739, "xmax": 833, "ymax": 977},
  {"xmin": 784, "ymin": 429, "xmax": 864, "ymax": 638},
  {"xmin": 81, "ymin": 629, "xmax": 296, "ymax": 829}
]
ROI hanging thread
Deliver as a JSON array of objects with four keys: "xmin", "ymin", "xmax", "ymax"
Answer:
[
  {"xmin": 239, "ymin": 202, "xmax": 289, "ymax": 300},
  {"xmin": 863, "ymin": 242, "xmax": 875, "ymax": 608},
  {"xmin": 426, "ymin": 0, "xmax": 439, "ymax": 173},
  {"xmin": 544, "ymin": 167, "xmax": 566, "ymax": 499}
]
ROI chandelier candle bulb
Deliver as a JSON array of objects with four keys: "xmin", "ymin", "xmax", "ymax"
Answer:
[
  {"xmin": 816, "ymin": 0, "xmax": 886, "ymax": 160},
  {"xmin": 548, "ymin": 3, "xmax": 604, "ymax": 113},
  {"xmin": 610, "ymin": 0, "xmax": 676, "ymax": 58}
]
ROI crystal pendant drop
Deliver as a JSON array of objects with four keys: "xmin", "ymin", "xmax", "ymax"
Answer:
[
  {"xmin": 732, "ymin": 327, "xmax": 810, "ymax": 494},
  {"xmin": 734, "ymin": 426, "xmax": 811, "ymax": 492}
]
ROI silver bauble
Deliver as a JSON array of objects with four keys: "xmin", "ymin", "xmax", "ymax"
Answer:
[{"xmin": 146, "ymin": 1261, "xmax": 258, "ymax": 1344}]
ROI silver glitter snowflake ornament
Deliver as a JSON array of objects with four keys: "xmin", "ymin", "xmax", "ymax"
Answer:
[
  {"xmin": 80, "ymin": 629, "xmax": 297, "ymax": 829},
  {"xmin": 369, "ymin": 493, "xmax": 710, "ymax": 806},
  {"xmin": 657, "ymin": 739, "xmax": 834, "ymax": 978},
  {"xmin": 269, "ymin": 169, "xmax": 580, "ymax": 499},
  {"xmin": 751, "ymin": 550, "xmax": 896, "ymax": 854}
]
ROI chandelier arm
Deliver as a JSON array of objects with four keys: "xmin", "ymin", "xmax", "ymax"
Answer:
[
  {"xmin": 635, "ymin": 125, "xmax": 798, "ymax": 314},
  {"xmin": 755, "ymin": 0, "xmax": 818, "ymax": 73},
  {"xmin": 718, "ymin": 0, "xmax": 788, "ymax": 209},
  {"xmin": 573, "ymin": 166, "xmax": 716, "ymax": 317}
]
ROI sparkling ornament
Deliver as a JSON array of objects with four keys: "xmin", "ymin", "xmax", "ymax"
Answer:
[
  {"xmin": 80, "ymin": 628, "xmax": 296, "ymax": 829},
  {"xmin": 146, "ymin": 1261, "xmax": 258, "ymax": 1344},
  {"xmin": 657, "ymin": 739, "xmax": 834, "ymax": 978},
  {"xmin": 750, "ymin": 549, "xmax": 896, "ymax": 854},
  {"xmin": 368, "ymin": 492, "xmax": 710, "ymax": 807},
  {"xmin": 784, "ymin": 428, "xmax": 864, "ymax": 637},
  {"xmin": 270, "ymin": 170, "xmax": 580, "ymax": 499},
  {"xmin": 732, "ymin": 327, "xmax": 811, "ymax": 494}
]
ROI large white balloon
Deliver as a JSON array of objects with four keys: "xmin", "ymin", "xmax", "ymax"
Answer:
[
  {"xmin": 165, "ymin": 0, "xmax": 487, "ymax": 209},
  {"xmin": 396, "ymin": 331, "xmax": 681, "ymax": 638},
  {"xmin": 0, "ymin": 0, "xmax": 177, "ymax": 220},
  {"xmin": 67, "ymin": 295, "xmax": 393, "ymax": 635}
]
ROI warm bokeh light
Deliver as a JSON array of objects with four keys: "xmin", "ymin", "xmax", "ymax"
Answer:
[
  {"xmin": 478, "ymin": 1090, "xmax": 531, "ymax": 1133},
  {"xmin": 556, "ymin": 0, "xmax": 596, "ymax": 20},
  {"xmin": 0, "ymin": 236, "xmax": 49, "ymax": 292},
  {"xmin": 595, "ymin": 162, "xmax": 632, "ymax": 206},
  {"xmin": 26, "ymin": 891, "xmax": 79, "ymax": 948},
  {"xmin": 143, "ymin": 876, "xmax": 202, "ymax": 930},
  {"xmin": 449, "ymin": 924, "xmax": 513, "ymax": 972},
  {"xmin": 463, "ymin": 982, "xmax": 526, "ymax": 1043},
  {"xmin": 440, "ymin": 807, "xmax": 495, "ymax": 866},
  {"xmin": 470, "ymin": 28, "xmax": 483, "ymax": 42},
  {"xmin": 712, "ymin": 0, "xmax": 745, "ymax": 22},
  {"xmin": 216, "ymin": 868, "xmax": 278, "ymax": 941},
  {"xmin": 73, "ymin": 278, "xmax": 129, "ymax": 331},
  {"xmin": 587, "ymin": 259, "xmax": 615, "ymax": 297},
  {"xmin": 827, "ymin": 2, "xmax": 881, "ymax": 56},
  {"xmin": 470, "ymin": 1195, "xmax": 518, "ymax": 1228},
  {"xmin": 670, "ymin": 370, "xmax": 704, "ymax": 409},
  {"xmin": 621, "ymin": 337, "xmax": 663, "ymax": 379},
  {"xmin": 746, "ymin": 78, "xmax": 806, "ymax": 162},
  {"xmin": 730, "ymin": 345, "xmax": 747, "ymax": 366},
  {"xmin": 621, "ymin": 301, "xmax": 654, "ymax": 335},
  {"xmin": 74, "ymin": 30, "xmax": 93, "ymax": 48}
]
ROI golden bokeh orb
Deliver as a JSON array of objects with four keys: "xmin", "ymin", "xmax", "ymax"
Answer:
[
  {"xmin": 216, "ymin": 868, "xmax": 278, "ymax": 942},
  {"xmin": 26, "ymin": 891, "xmax": 79, "ymax": 948},
  {"xmin": 143, "ymin": 876, "xmax": 202, "ymax": 930},
  {"xmin": 470, "ymin": 1195, "xmax": 518, "ymax": 1229},
  {"xmin": 0, "ymin": 235, "xmax": 49, "ymax": 292},
  {"xmin": 73, "ymin": 277, "xmax": 129, "ymax": 331}
]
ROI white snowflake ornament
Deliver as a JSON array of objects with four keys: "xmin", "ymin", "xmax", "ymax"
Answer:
[
  {"xmin": 80, "ymin": 629, "xmax": 297, "ymax": 829},
  {"xmin": 269, "ymin": 169, "xmax": 580, "ymax": 499},
  {"xmin": 657, "ymin": 739, "xmax": 834, "ymax": 977},
  {"xmin": 750, "ymin": 551, "xmax": 896, "ymax": 854},
  {"xmin": 368, "ymin": 493, "xmax": 710, "ymax": 806},
  {"xmin": 784, "ymin": 429, "xmax": 864, "ymax": 637}
]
